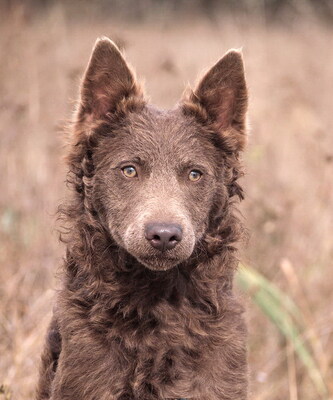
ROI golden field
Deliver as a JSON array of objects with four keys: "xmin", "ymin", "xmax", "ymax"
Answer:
[{"xmin": 0, "ymin": 3, "xmax": 332, "ymax": 399}]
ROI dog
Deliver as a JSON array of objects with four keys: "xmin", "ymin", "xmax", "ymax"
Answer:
[{"xmin": 35, "ymin": 37, "xmax": 249, "ymax": 400}]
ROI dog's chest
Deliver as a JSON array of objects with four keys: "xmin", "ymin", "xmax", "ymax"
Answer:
[
  {"xmin": 63, "ymin": 289, "xmax": 220, "ymax": 399},
  {"xmin": 115, "ymin": 305, "xmax": 214, "ymax": 399}
]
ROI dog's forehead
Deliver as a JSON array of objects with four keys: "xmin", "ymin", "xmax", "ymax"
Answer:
[
  {"xmin": 128, "ymin": 106, "xmax": 193, "ymax": 139},
  {"xmin": 122, "ymin": 105, "xmax": 218, "ymax": 163}
]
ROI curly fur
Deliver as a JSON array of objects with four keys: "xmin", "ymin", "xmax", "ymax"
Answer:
[{"xmin": 36, "ymin": 38, "xmax": 249, "ymax": 400}]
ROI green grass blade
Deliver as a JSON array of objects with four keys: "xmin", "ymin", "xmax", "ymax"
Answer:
[{"xmin": 236, "ymin": 265, "xmax": 328, "ymax": 398}]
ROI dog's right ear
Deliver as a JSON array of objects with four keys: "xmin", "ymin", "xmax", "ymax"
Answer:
[{"xmin": 77, "ymin": 37, "xmax": 141, "ymax": 121}]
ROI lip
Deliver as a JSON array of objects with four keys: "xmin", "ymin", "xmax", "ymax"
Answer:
[
  {"xmin": 139, "ymin": 251, "xmax": 181, "ymax": 262},
  {"xmin": 138, "ymin": 254, "xmax": 181, "ymax": 270}
]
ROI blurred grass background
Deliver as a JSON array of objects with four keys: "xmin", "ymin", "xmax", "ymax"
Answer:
[{"xmin": 0, "ymin": 0, "xmax": 332, "ymax": 399}]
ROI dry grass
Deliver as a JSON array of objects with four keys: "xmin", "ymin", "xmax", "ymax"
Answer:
[{"xmin": 0, "ymin": 3, "xmax": 332, "ymax": 399}]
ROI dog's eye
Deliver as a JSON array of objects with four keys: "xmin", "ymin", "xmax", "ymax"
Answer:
[
  {"xmin": 188, "ymin": 170, "xmax": 202, "ymax": 182},
  {"xmin": 122, "ymin": 166, "xmax": 137, "ymax": 178}
]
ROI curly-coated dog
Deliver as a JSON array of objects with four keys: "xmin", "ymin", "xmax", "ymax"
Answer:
[{"xmin": 36, "ymin": 37, "xmax": 249, "ymax": 400}]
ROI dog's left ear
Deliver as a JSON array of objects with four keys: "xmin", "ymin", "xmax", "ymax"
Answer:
[
  {"xmin": 184, "ymin": 50, "xmax": 248, "ymax": 152},
  {"xmin": 78, "ymin": 37, "xmax": 142, "ymax": 121}
]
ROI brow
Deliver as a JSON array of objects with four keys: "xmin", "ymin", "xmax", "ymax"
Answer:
[
  {"xmin": 113, "ymin": 157, "xmax": 145, "ymax": 169},
  {"xmin": 178, "ymin": 160, "xmax": 213, "ymax": 175}
]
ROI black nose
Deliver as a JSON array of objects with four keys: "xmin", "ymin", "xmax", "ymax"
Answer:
[{"xmin": 145, "ymin": 223, "xmax": 183, "ymax": 251}]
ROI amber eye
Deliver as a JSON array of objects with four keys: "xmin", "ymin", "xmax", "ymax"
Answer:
[
  {"xmin": 122, "ymin": 166, "xmax": 137, "ymax": 178},
  {"xmin": 189, "ymin": 170, "xmax": 202, "ymax": 182}
]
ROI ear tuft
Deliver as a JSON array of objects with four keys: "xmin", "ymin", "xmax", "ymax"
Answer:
[
  {"xmin": 78, "ymin": 36, "xmax": 142, "ymax": 121},
  {"xmin": 183, "ymin": 49, "xmax": 248, "ymax": 152}
]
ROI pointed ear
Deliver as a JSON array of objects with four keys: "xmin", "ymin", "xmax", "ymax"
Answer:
[
  {"xmin": 78, "ymin": 37, "xmax": 142, "ymax": 120},
  {"xmin": 184, "ymin": 50, "xmax": 248, "ymax": 152}
]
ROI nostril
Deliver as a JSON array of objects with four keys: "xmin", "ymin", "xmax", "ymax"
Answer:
[{"xmin": 145, "ymin": 223, "xmax": 183, "ymax": 251}]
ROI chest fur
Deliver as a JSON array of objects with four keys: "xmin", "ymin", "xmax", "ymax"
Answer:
[{"xmin": 57, "ymin": 293, "xmax": 225, "ymax": 398}]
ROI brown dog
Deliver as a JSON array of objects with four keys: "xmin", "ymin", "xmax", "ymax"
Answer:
[{"xmin": 36, "ymin": 37, "xmax": 248, "ymax": 400}]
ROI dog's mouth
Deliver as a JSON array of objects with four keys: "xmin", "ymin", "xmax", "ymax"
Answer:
[{"xmin": 138, "ymin": 253, "xmax": 184, "ymax": 271}]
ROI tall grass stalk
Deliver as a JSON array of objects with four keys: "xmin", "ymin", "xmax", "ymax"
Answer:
[{"xmin": 237, "ymin": 265, "xmax": 329, "ymax": 399}]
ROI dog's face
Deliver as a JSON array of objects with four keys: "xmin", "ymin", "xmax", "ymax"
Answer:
[
  {"xmin": 92, "ymin": 109, "xmax": 222, "ymax": 270},
  {"xmin": 75, "ymin": 37, "xmax": 247, "ymax": 271}
]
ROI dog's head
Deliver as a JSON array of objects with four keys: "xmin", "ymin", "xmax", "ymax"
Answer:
[{"xmin": 72, "ymin": 37, "xmax": 248, "ymax": 271}]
